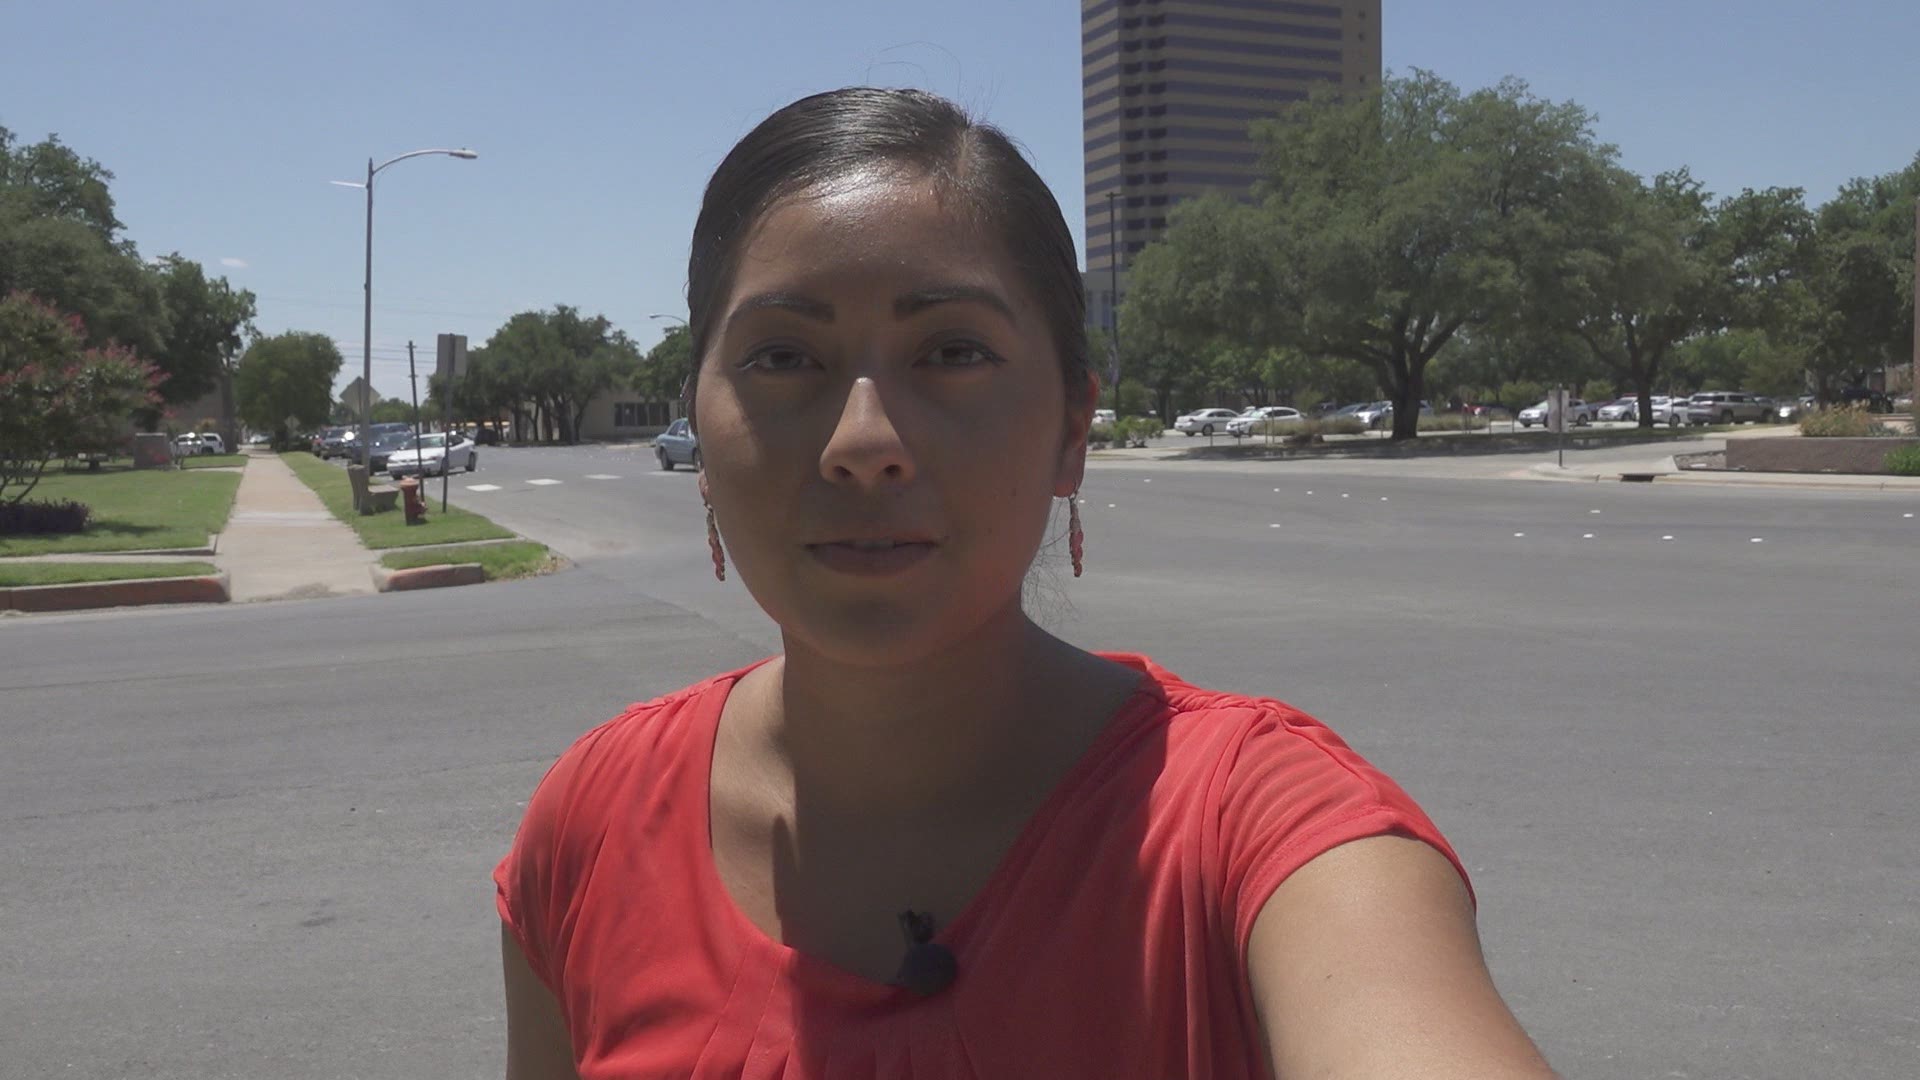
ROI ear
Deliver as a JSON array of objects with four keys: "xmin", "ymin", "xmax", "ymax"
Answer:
[{"xmin": 1054, "ymin": 372, "xmax": 1100, "ymax": 497}]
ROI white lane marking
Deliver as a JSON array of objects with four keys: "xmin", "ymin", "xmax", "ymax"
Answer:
[
  {"xmin": 1750, "ymin": 537, "xmax": 1764, "ymax": 543},
  {"xmin": 1142, "ymin": 478, "xmax": 1151, "ymax": 483},
  {"xmin": 1513, "ymin": 532, "xmax": 1526, "ymax": 538},
  {"xmin": 1306, "ymin": 490, "xmax": 1314, "ymax": 495},
  {"xmin": 464, "ymin": 484, "xmax": 501, "ymax": 492},
  {"xmin": 585, "ymin": 473, "xmax": 622, "ymax": 480},
  {"xmin": 527, "ymin": 478, "xmax": 562, "ymax": 486},
  {"xmin": 1589, "ymin": 509, "xmax": 1601, "ymax": 514},
  {"xmin": 1582, "ymin": 533, "xmax": 1594, "ymax": 539},
  {"xmin": 1269, "ymin": 523, "xmax": 1281, "ymax": 528},
  {"xmin": 1905, "ymin": 512, "xmax": 1915, "ymax": 519},
  {"xmin": 1380, "ymin": 496, "xmax": 1389, "ymax": 501},
  {"xmin": 1340, "ymin": 493, "xmax": 1350, "ymax": 498},
  {"xmin": 1273, "ymin": 488, "xmax": 1280, "ymax": 492},
  {"xmin": 1661, "ymin": 535, "xmax": 1675, "ymax": 541},
  {"xmin": 1107, "ymin": 503, "xmax": 1116, "ymax": 508}
]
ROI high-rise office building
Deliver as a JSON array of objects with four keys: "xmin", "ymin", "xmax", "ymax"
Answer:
[{"xmin": 1082, "ymin": 0, "xmax": 1381, "ymax": 331}]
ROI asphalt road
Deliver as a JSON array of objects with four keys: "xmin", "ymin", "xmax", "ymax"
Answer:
[{"xmin": 4, "ymin": 442, "xmax": 1916, "ymax": 1079}]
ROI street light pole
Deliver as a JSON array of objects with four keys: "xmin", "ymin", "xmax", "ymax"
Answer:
[
  {"xmin": 1106, "ymin": 190, "xmax": 1122, "ymax": 414},
  {"xmin": 343, "ymin": 147, "xmax": 478, "ymax": 473}
]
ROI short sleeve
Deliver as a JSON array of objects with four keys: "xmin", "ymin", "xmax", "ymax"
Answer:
[
  {"xmin": 1214, "ymin": 706, "xmax": 1471, "ymax": 957},
  {"xmin": 493, "ymin": 721, "xmax": 623, "ymax": 994}
]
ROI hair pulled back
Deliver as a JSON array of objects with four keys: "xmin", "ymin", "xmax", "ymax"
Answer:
[{"xmin": 684, "ymin": 87, "xmax": 1089, "ymax": 405}]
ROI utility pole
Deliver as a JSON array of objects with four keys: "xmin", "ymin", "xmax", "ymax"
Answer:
[
  {"xmin": 407, "ymin": 340, "xmax": 423, "ymax": 455},
  {"xmin": 1106, "ymin": 190, "xmax": 1122, "ymax": 415}
]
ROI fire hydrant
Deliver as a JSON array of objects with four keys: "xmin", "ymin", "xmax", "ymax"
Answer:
[{"xmin": 398, "ymin": 477, "xmax": 428, "ymax": 525}]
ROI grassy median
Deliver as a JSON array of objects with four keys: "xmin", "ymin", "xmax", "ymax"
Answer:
[
  {"xmin": 0, "ymin": 469, "xmax": 241, "ymax": 557},
  {"xmin": 280, "ymin": 452, "xmax": 514, "ymax": 549},
  {"xmin": 378, "ymin": 541, "xmax": 558, "ymax": 580},
  {"xmin": 0, "ymin": 561, "xmax": 218, "ymax": 587}
]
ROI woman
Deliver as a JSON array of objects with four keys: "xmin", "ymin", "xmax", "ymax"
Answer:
[{"xmin": 497, "ymin": 87, "xmax": 1555, "ymax": 1079}]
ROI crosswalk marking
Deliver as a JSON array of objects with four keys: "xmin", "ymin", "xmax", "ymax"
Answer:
[
  {"xmin": 527, "ymin": 478, "xmax": 562, "ymax": 486},
  {"xmin": 464, "ymin": 484, "xmax": 501, "ymax": 492},
  {"xmin": 585, "ymin": 474, "xmax": 622, "ymax": 480}
]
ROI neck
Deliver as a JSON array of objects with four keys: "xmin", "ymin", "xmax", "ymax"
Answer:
[{"xmin": 755, "ymin": 605, "xmax": 1087, "ymax": 818}]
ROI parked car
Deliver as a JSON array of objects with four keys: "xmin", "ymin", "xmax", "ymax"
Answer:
[
  {"xmin": 366, "ymin": 430, "xmax": 415, "ymax": 472},
  {"xmin": 1227, "ymin": 406, "xmax": 1304, "ymax": 436},
  {"xmin": 654, "ymin": 418, "xmax": 700, "ymax": 469},
  {"xmin": 1518, "ymin": 398, "xmax": 1595, "ymax": 428},
  {"xmin": 1774, "ymin": 396, "xmax": 1813, "ymax": 422},
  {"xmin": 1685, "ymin": 391, "xmax": 1771, "ymax": 425},
  {"xmin": 1648, "ymin": 396, "xmax": 1691, "ymax": 426},
  {"xmin": 1174, "ymin": 408, "xmax": 1243, "ymax": 436},
  {"xmin": 313, "ymin": 426, "xmax": 354, "ymax": 458},
  {"xmin": 1354, "ymin": 400, "xmax": 1434, "ymax": 428},
  {"xmin": 1596, "ymin": 398, "xmax": 1639, "ymax": 422},
  {"xmin": 172, "ymin": 433, "xmax": 216, "ymax": 456},
  {"xmin": 386, "ymin": 433, "xmax": 477, "ymax": 477},
  {"xmin": 1463, "ymin": 401, "xmax": 1510, "ymax": 418},
  {"xmin": 1092, "ymin": 409, "xmax": 1117, "ymax": 426},
  {"xmin": 1837, "ymin": 386, "xmax": 1893, "ymax": 412}
]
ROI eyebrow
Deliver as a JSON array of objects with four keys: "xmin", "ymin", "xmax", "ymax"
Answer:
[
  {"xmin": 723, "ymin": 283, "xmax": 1020, "ymax": 336},
  {"xmin": 893, "ymin": 284, "xmax": 1019, "ymax": 325}
]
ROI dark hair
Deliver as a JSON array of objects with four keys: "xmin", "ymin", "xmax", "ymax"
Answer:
[{"xmin": 684, "ymin": 87, "xmax": 1089, "ymax": 405}]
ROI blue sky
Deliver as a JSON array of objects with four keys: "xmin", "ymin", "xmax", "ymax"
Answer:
[{"xmin": 4, "ymin": 0, "xmax": 1916, "ymax": 400}]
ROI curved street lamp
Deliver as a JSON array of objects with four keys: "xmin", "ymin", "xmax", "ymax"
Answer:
[{"xmin": 335, "ymin": 147, "xmax": 478, "ymax": 476}]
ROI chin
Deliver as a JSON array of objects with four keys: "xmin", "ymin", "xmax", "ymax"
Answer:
[{"xmin": 781, "ymin": 598, "xmax": 971, "ymax": 669}]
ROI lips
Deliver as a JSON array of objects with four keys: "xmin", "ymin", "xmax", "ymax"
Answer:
[{"xmin": 804, "ymin": 536, "xmax": 939, "ymax": 576}]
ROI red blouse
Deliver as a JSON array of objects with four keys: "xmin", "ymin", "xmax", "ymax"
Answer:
[{"xmin": 495, "ymin": 654, "xmax": 1468, "ymax": 1078}]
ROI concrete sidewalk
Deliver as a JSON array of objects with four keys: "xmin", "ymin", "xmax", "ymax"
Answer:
[{"xmin": 214, "ymin": 451, "xmax": 375, "ymax": 601}]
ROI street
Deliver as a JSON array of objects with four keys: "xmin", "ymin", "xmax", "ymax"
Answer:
[{"xmin": 4, "ymin": 447, "xmax": 1916, "ymax": 1079}]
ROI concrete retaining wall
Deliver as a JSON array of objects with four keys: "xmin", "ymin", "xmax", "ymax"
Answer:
[{"xmin": 1725, "ymin": 437, "xmax": 1920, "ymax": 475}]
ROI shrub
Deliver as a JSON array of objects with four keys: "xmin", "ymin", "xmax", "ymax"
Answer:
[
  {"xmin": 1800, "ymin": 406, "xmax": 1890, "ymax": 438},
  {"xmin": 0, "ymin": 498, "xmax": 91, "ymax": 535},
  {"xmin": 1417, "ymin": 414, "xmax": 1489, "ymax": 432},
  {"xmin": 1884, "ymin": 445, "xmax": 1920, "ymax": 476},
  {"xmin": 1087, "ymin": 422, "xmax": 1116, "ymax": 445}
]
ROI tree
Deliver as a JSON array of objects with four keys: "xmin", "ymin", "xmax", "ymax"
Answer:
[
  {"xmin": 370, "ymin": 396, "xmax": 416, "ymax": 424},
  {"xmin": 633, "ymin": 324, "xmax": 693, "ymax": 404},
  {"xmin": 235, "ymin": 332, "xmax": 342, "ymax": 449},
  {"xmin": 0, "ymin": 292, "xmax": 162, "ymax": 504},
  {"xmin": 0, "ymin": 128, "xmax": 168, "ymax": 362},
  {"xmin": 482, "ymin": 306, "xmax": 639, "ymax": 442},
  {"xmin": 1554, "ymin": 169, "xmax": 1727, "ymax": 425},
  {"xmin": 147, "ymin": 254, "xmax": 257, "ymax": 435},
  {"xmin": 1126, "ymin": 72, "xmax": 1615, "ymax": 439}
]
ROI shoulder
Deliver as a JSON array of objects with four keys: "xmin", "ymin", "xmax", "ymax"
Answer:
[
  {"xmin": 520, "ymin": 668, "xmax": 739, "ymax": 820},
  {"xmin": 1111, "ymin": 654, "xmax": 1471, "ymax": 941}
]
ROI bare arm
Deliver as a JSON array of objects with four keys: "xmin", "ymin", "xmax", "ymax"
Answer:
[
  {"xmin": 502, "ymin": 923, "xmax": 579, "ymax": 1080},
  {"xmin": 1247, "ymin": 835, "xmax": 1557, "ymax": 1079}
]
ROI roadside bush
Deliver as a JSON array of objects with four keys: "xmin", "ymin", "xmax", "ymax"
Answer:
[
  {"xmin": 1247, "ymin": 416, "xmax": 1365, "ymax": 441},
  {"xmin": 1417, "ymin": 414, "xmax": 1489, "ymax": 432},
  {"xmin": 1087, "ymin": 422, "xmax": 1116, "ymax": 446},
  {"xmin": 0, "ymin": 498, "xmax": 91, "ymax": 535},
  {"xmin": 1799, "ymin": 406, "xmax": 1890, "ymax": 438},
  {"xmin": 1884, "ymin": 445, "xmax": 1920, "ymax": 476},
  {"xmin": 1115, "ymin": 416, "xmax": 1160, "ymax": 445}
]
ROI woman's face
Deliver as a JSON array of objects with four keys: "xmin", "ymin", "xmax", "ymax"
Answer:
[{"xmin": 695, "ymin": 172, "xmax": 1092, "ymax": 667}]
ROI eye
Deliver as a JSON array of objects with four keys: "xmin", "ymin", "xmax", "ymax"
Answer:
[
  {"xmin": 920, "ymin": 340, "xmax": 1002, "ymax": 369},
  {"xmin": 738, "ymin": 344, "xmax": 816, "ymax": 373}
]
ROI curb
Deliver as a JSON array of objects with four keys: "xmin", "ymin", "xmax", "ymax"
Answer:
[
  {"xmin": 1526, "ymin": 463, "xmax": 1920, "ymax": 491},
  {"xmin": 371, "ymin": 562, "xmax": 487, "ymax": 592},
  {"xmin": 0, "ymin": 571, "xmax": 231, "ymax": 613}
]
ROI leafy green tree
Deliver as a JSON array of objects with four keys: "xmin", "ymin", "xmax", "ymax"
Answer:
[
  {"xmin": 633, "ymin": 324, "xmax": 693, "ymax": 404},
  {"xmin": 1553, "ymin": 169, "xmax": 1728, "ymax": 425},
  {"xmin": 370, "ymin": 396, "xmax": 416, "ymax": 424},
  {"xmin": 236, "ymin": 332, "xmax": 342, "ymax": 449},
  {"xmin": 0, "ymin": 292, "xmax": 162, "ymax": 504},
  {"xmin": 483, "ymin": 306, "xmax": 639, "ymax": 442},
  {"xmin": 1126, "ymin": 72, "xmax": 1614, "ymax": 439},
  {"xmin": 147, "ymin": 254, "xmax": 256, "ymax": 425}
]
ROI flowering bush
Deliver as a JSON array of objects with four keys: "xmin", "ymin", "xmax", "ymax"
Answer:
[{"xmin": 0, "ymin": 292, "xmax": 165, "ymax": 505}]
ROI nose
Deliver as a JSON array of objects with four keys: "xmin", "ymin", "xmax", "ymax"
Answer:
[{"xmin": 818, "ymin": 376, "xmax": 915, "ymax": 491}]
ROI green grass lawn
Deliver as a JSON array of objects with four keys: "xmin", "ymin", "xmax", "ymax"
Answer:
[
  {"xmin": 179, "ymin": 454, "xmax": 247, "ymax": 469},
  {"xmin": 0, "ymin": 561, "xmax": 217, "ymax": 587},
  {"xmin": 281, "ymin": 452, "xmax": 515, "ymax": 549},
  {"xmin": 0, "ymin": 469, "xmax": 242, "ymax": 557},
  {"xmin": 378, "ymin": 541, "xmax": 558, "ymax": 580}
]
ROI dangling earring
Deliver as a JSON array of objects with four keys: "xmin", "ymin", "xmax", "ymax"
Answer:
[
  {"xmin": 1068, "ymin": 490, "xmax": 1085, "ymax": 578},
  {"xmin": 705, "ymin": 501, "xmax": 727, "ymax": 582}
]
